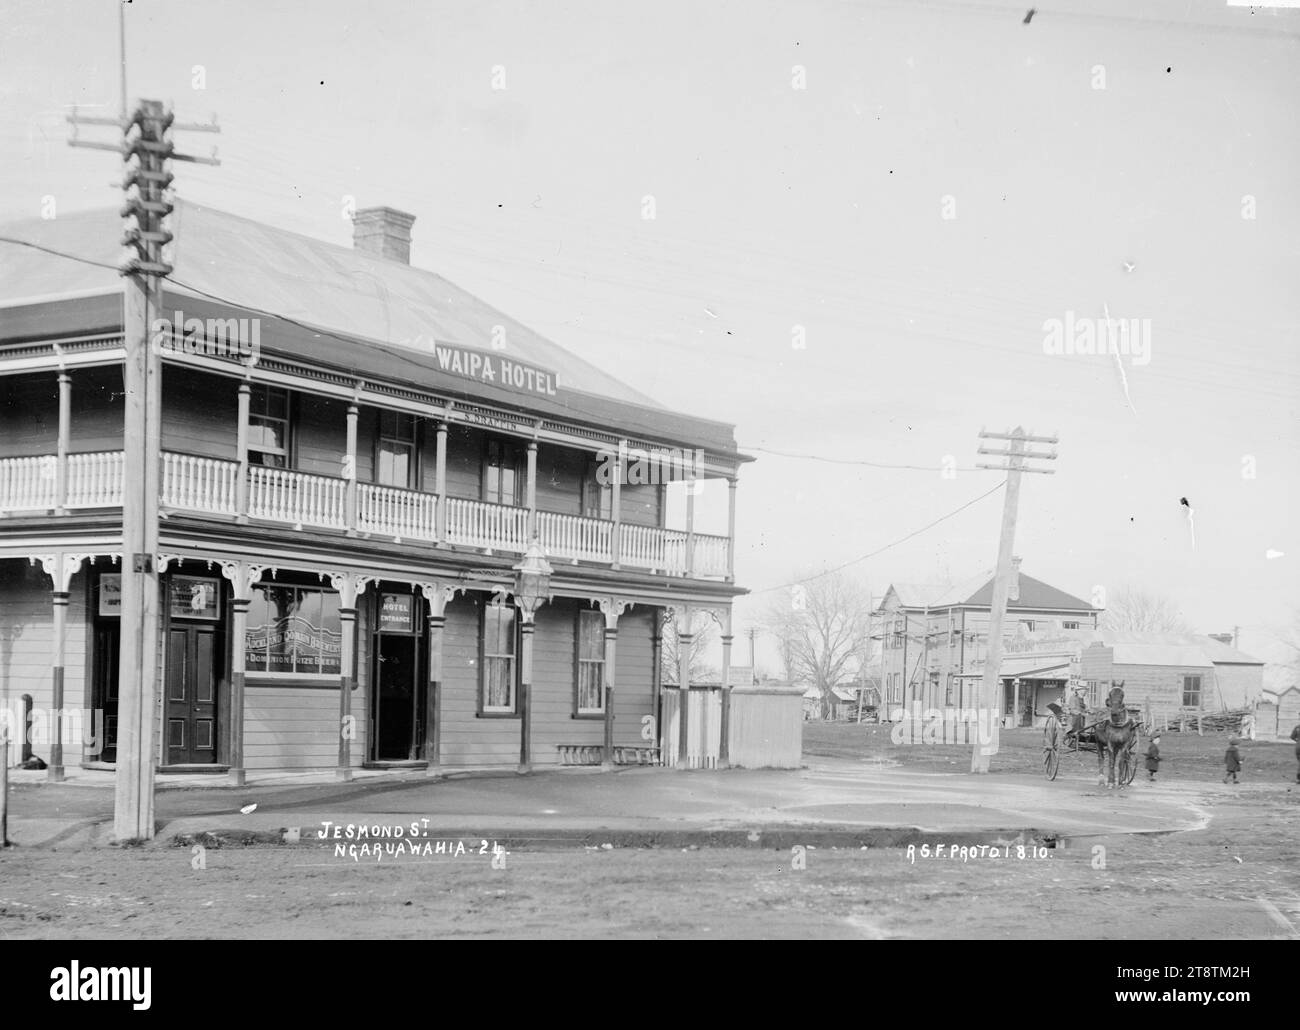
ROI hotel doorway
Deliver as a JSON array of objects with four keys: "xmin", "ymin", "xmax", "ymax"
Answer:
[
  {"xmin": 370, "ymin": 588, "xmax": 426, "ymax": 763},
  {"xmin": 90, "ymin": 571, "xmax": 122, "ymax": 764},
  {"xmin": 163, "ymin": 574, "xmax": 224, "ymax": 766}
]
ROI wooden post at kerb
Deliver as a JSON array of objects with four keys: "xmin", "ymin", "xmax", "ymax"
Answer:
[
  {"xmin": 49, "ymin": 585, "xmax": 70, "ymax": 781},
  {"xmin": 329, "ymin": 572, "xmax": 369, "ymax": 782},
  {"xmin": 602, "ymin": 623, "xmax": 618, "ymax": 768},
  {"xmin": 220, "ymin": 560, "xmax": 264, "ymax": 786},
  {"xmin": 113, "ymin": 263, "xmax": 160, "ymax": 842},
  {"xmin": 426, "ymin": 621, "xmax": 444, "ymax": 770},
  {"xmin": 651, "ymin": 610, "xmax": 663, "ymax": 755},
  {"xmin": 338, "ymin": 605, "xmax": 357, "ymax": 779},
  {"xmin": 676, "ymin": 609, "xmax": 693, "ymax": 768},
  {"xmin": 1, "ymin": 730, "xmax": 8, "ymax": 847},
  {"xmin": 518, "ymin": 615, "xmax": 535, "ymax": 773},
  {"xmin": 596, "ymin": 598, "xmax": 625, "ymax": 769},
  {"xmin": 718, "ymin": 611, "xmax": 733, "ymax": 767},
  {"xmin": 56, "ymin": 371, "xmax": 71, "ymax": 513},
  {"xmin": 419, "ymin": 582, "xmax": 451, "ymax": 773},
  {"xmin": 229, "ymin": 595, "xmax": 249, "ymax": 785}
]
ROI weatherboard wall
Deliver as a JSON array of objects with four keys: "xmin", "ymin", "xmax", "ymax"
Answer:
[
  {"xmin": 436, "ymin": 593, "xmax": 655, "ymax": 768},
  {"xmin": 0, "ymin": 560, "xmax": 91, "ymax": 763}
]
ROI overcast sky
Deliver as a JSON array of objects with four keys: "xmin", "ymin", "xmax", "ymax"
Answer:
[{"xmin": 2, "ymin": 0, "xmax": 1297, "ymax": 678}]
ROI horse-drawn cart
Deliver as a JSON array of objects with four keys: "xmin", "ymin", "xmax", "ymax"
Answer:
[{"xmin": 1044, "ymin": 687, "xmax": 1143, "ymax": 787}]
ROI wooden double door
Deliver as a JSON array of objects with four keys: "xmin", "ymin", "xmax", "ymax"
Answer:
[{"xmin": 165, "ymin": 623, "xmax": 223, "ymax": 765}]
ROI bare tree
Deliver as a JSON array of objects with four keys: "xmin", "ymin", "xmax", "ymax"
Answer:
[
  {"xmin": 763, "ymin": 571, "xmax": 872, "ymax": 719},
  {"xmin": 1099, "ymin": 585, "xmax": 1191, "ymax": 633},
  {"xmin": 661, "ymin": 612, "xmax": 718, "ymax": 685}
]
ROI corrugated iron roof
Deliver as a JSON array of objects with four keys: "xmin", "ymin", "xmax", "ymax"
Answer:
[
  {"xmin": 884, "ymin": 570, "xmax": 1095, "ymax": 612},
  {"xmin": 1088, "ymin": 632, "xmax": 1263, "ymax": 667},
  {"xmin": 0, "ymin": 203, "xmax": 747, "ymax": 456}
]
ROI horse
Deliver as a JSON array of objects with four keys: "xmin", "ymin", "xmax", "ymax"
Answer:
[{"xmin": 1094, "ymin": 681, "xmax": 1138, "ymax": 789}]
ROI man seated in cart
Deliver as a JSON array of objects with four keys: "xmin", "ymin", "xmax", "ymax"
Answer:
[{"xmin": 1065, "ymin": 685, "xmax": 1090, "ymax": 744}]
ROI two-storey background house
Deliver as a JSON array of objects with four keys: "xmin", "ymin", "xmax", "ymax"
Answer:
[
  {"xmin": 0, "ymin": 202, "xmax": 750, "ymax": 781},
  {"xmin": 876, "ymin": 558, "xmax": 1101, "ymax": 724}
]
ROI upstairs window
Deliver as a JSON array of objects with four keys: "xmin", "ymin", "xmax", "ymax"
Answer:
[
  {"xmin": 484, "ymin": 439, "xmax": 524, "ymax": 506},
  {"xmin": 582, "ymin": 461, "xmax": 614, "ymax": 521},
  {"xmin": 377, "ymin": 411, "xmax": 417, "ymax": 488},
  {"xmin": 248, "ymin": 386, "xmax": 290, "ymax": 467}
]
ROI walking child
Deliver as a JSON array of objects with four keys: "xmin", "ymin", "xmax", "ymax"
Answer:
[
  {"xmin": 1223, "ymin": 737, "xmax": 1242, "ymax": 784},
  {"xmin": 1144, "ymin": 734, "xmax": 1162, "ymax": 781}
]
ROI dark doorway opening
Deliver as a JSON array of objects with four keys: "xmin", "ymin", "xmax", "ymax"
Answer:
[
  {"xmin": 372, "ymin": 631, "xmax": 426, "ymax": 762},
  {"xmin": 91, "ymin": 623, "xmax": 120, "ymax": 764}
]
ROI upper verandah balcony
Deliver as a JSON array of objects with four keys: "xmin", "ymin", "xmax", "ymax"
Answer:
[
  {"xmin": 0, "ymin": 202, "xmax": 748, "ymax": 580},
  {"xmin": 0, "ymin": 363, "xmax": 737, "ymax": 581}
]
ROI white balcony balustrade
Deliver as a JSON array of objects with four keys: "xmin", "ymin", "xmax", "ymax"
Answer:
[
  {"xmin": 621, "ymin": 524, "xmax": 689, "ymax": 575},
  {"xmin": 443, "ymin": 497, "xmax": 528, "ymax": 553},
  {"xmin": 357, "ymin": 482, "xmax": 438, "ymax": 541},
  {"xmin": 161, "ymin": 452, "xmax": 239, "ymax": 515},
  {"xmin": 0, "ymin": 450, "xmax": 732, "ymax": 580},
  {"xmin": 247, "ymin": 465, "xmax": 346, "ymax": 529},
  {"xmin": 0, "ymin": 455, "xmax": 58, "ymax": 511},
  {"xmin": 692, "ymin": 532, "xmax": 730, "ymax": 579},
  {"xmin": 537, "ymin": 511, "xmax": 614, "ymax": 564},
  {"xmin": 65, "ymin": 451, "xmax": 124, "ymax": 508}
]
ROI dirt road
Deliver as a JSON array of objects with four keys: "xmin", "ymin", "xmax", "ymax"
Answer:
[{"xmin": 2, "ymin": 784, "xmax": 1296, "ymax": 939}]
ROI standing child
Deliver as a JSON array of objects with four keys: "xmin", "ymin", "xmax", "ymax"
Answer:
[
  {"xmin": 1144, "ymin": 735, "xmax": 1162, "ymax": 781},
  {"xmin": 1223, "ymin": 737, "xmax": 1242, "ymax": 784}
]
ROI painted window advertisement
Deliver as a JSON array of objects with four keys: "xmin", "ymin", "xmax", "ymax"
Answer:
[
  {"xmin": 170, "ymin": 575, "xmax": 220, "ymax": 620},
  {"xmin": 245, "ymin": 585, "xmax": 342, "ymax": 675}
]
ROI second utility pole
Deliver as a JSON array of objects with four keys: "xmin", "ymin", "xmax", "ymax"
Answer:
[{"xmin": 970, "ymin": 426, "xmax": 1058, "ymax": 773}]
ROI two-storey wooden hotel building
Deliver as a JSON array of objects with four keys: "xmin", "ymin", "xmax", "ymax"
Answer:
[{"xmin": 0, "ymin": 202, "xmax": 748, "ymax": 781}]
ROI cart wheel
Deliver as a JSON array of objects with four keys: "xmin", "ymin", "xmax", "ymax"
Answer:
[
  {"xmin": 1119, "ymin": 744, "xmax": 1137, "ymax": 786},
  {"xmin": 1043, "ymin": 724, "xmax": 1061, "ymax": 780}
]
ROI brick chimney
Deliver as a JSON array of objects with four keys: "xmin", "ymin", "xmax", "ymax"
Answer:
[
  {"xmin": 352, "ymin": 206, "xmax": 416, "ymax": 263},
  {"xmin": 1007, "ymin": 556, "xmax": 1021, "ymax": 602}
]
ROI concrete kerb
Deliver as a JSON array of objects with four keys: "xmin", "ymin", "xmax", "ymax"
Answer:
[{"xmin": 165, "ymin": 824, "xmax": 1060, "ymax": 853}]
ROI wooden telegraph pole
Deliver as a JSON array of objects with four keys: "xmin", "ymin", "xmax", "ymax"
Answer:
[
  {"xmin": 970, "ymin": 427, "xmax": 1058, "ymax": 773},
  {"xmin": 68, "ymin": 100, "xmax": 218, "ymax": 840}
]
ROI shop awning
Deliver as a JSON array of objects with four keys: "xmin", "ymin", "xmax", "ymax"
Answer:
[{"xmin": 999, "ymin": 655, "xmax": 1070, "ymax": 680}]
